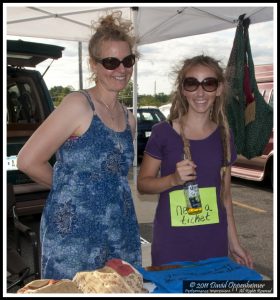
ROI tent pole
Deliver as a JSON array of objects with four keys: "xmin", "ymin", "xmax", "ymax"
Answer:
[
  {"xmin": 132, "ymin": 7, "xmax": 138, "ymax": 168},
  {"xmin": 132, "ymin": 59, "xmax": 138, "ymax": 168},
  {"xmin": 78, "ymin": 41, "xmax": 83, "ymax": 90}
]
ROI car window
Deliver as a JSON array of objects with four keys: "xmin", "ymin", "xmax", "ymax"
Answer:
[
  {"xmin": 153, "ymin": 111, "xmax": 165, "ymax": 121},
  {"xmin": 139, "ymin": 110, "xmax": 165, "ymax": 122},
  {"xmin": 7, "ymin": 80, "xmax": 43, "ymax": 125},
  {"xmin": 141, "ymin": 112, "xmax": 154, "ymax": 121}
]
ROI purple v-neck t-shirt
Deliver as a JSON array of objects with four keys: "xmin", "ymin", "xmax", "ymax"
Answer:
[{"xmin": 144, "ymin": 121, "xmax": 237, "ymax": 266}]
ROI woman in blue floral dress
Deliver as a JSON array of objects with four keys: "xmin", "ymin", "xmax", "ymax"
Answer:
[{"xmin": 17, "ymin": 11, "xmax": 142, "ymax": 279}]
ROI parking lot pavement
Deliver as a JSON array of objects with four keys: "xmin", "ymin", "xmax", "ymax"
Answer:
[
  {"xmin": 130, "ymin": 179, "xmax": 158, "ymax": 224},
  {"xmin": 141, "ymin": 237, "xmax": 152, "ymax": 267}
]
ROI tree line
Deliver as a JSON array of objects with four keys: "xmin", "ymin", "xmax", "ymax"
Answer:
[{"xmin": 49, "ymin": 81, "xmax": 171, "ymax": 108}]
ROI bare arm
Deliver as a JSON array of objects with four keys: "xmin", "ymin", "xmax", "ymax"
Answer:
[
  {"xmin": 17, "ymin": 92, "xmax": 92, "ymax": 188},
  {"xmin": 223, "ymin": 166, "xmax": 254, "ymax": 268},
  {"xmin": 137, "ymin": 153, "xmax": 197, "ymax": 194}
]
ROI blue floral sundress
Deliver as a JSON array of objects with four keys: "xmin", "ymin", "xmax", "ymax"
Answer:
[{"xmin": 40, "ymin": 90, "xmax": 142, "ymax": 279}]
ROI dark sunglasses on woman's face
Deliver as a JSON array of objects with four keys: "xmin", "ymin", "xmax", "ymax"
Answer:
[
  {"xmin": 95, "ymin": 54, "xmax": 136, "ymax": 70},
  {"xmin": 183, "ymin": 77, "xmax": 219, "ymax": 92}
]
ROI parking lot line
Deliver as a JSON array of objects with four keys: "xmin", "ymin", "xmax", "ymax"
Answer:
[{"xmin": 233, "ymin": 200, "xmax": 267, "ymax": 213}]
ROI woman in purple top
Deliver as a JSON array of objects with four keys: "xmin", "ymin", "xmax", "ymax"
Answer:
[{"xmin": 137, "ymin": 55, "xmax": 253, "ymax": 269}]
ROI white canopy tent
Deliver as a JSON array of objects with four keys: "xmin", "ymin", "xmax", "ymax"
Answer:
[
  {"xmin": 6, "ymin": 5, "xmax": 274, "ymax": 44},
  {"xmin": 5, "ymin": 4, "xmax": 274, "ymax": 164}
]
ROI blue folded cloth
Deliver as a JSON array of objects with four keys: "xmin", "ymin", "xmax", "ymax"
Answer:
[{"xmin": 137, "ymin": 256, "xmax": 262, "ymax": 293}]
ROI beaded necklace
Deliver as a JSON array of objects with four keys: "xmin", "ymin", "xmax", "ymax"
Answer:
[{"xmin": 96, "ymin": 97, "xmax": 124, "ymax": 152}]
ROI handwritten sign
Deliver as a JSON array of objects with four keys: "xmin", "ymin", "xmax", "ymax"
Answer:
[{"xmin": 169, "ymin": 187, "xmax": 219, "ymax": 227}]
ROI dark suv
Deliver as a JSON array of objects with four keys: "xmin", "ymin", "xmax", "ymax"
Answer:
[
  {"xmin": 6, "ymin": 39, "xmax": 64, "ymax": 216},
  {"xmin": 128, "ymin": 106, "xmax": 166, "ymax": 159}
]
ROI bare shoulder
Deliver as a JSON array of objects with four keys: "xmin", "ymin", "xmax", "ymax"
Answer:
[
  {"xmin": 56, "ymin": 91, "xmax": 92, "ymax": 115},
  {"xmin": 127, "ymin": 107, "xmax": 136, "ymax": 125},
  {"xmin": 123, "ymin": 106, "xmax": 136, "ymax": 138},
  {"xmin": 60, "ymin": 91, "xmax": 90, "ymax": 108},
  {"xmin": 121, "ymin": 105, "xmax": 136, "ymax": 127}
]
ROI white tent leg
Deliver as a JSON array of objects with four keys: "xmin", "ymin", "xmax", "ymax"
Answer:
[
  {"xmin": 132, "ymin": 7, "xmax": 138, "ymax": 167},
  {"xmin": 78, "ymin": 41, "xmax": 83, "ymax": 90}
]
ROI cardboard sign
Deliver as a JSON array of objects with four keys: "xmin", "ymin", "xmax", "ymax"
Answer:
[{"xmin": 169, "ymin": 187, "xmax": 219, "ymax": 227}]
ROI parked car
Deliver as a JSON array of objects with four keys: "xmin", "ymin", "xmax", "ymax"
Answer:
[
  {"xmin": 6, "ymin": 39, "xmax": 64, "ymax": 215},
  {"xmin": 159, "ymin": 103, "xmax": 172, "ymax": 118},
  {"xmin": 231, "ymin": 64, "xmax": 274, "ymax": 187},
  {"xmin": 128, "ymin": 106, "xmax": 166, "ymax": 159}
]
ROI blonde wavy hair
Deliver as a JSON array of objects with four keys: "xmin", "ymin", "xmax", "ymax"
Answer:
[
  {"xmin": 169, "ymin": 55, "xmax": 231, "ymax": 204},
  {"xmin": 88, "ymin": 11, "xmax": 137, "ymax": 82}
]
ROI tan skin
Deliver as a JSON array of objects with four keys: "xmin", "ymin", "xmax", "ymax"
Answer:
[
  {"xmin": 137, "ymin": 64, "xmax": 253, "ymax": 269},
  {"xmin": 17, "ymin": 40, "xmax": 136, "ymax": 188}
]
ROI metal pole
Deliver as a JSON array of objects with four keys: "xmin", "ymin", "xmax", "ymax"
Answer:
[
  {"xmin": 78, "ymin": 41, "xmax": 83, "ymax": 90},
  {"xmin": 132, "ymin": 7, "xmax": 138, "ymax": 168}
]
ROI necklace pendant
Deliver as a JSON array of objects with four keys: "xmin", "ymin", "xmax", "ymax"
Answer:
[
  {"xmin": 118, "ymin": 141, "xmax": 124, "ymax": 153},
  {"xmin": 116, "ymin": 138, "xmax": 124, "ymax": 153},
  {"xmin": 111, "ymin": 131, "xmax": 123, "ymax": 153}
]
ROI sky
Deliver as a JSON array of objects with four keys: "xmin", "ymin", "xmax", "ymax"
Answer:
[{"xmin": 6, "ymin": 9, "xmax": 275, "ymax": 96}]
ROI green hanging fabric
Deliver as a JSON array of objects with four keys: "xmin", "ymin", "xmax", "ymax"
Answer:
[{"xmin": 225, "ymin": 15, "xmax": 273, "ymax": 159}]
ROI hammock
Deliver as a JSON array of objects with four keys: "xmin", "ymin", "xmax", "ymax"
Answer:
[{"xmin": 225, "ymin": 15, "xmax": 273, "ymax": 159}]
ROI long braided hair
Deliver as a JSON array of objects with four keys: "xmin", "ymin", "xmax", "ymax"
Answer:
[{"xmin": 169, "ymin": 55, "xmax": 231, "ymax": 205}]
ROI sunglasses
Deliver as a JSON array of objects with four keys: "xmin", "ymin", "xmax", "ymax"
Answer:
[
  {"xmin": 183, "ymin": 77, "xmax": 219, "ymax": 92},
  {"xmin": 95, "ymin": 54, "xmax": 136, "ymax": 70}
]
